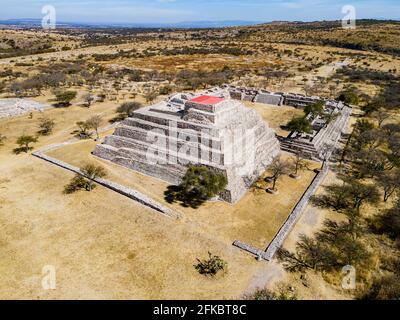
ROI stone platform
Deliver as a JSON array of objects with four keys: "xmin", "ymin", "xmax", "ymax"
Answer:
[{"xmin": 94, "ymin": 92, "xmax": 281, "ymax": 203}]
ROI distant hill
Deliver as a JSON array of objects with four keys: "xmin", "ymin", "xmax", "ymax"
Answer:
[{"xmin": 0, "ymin": 18, "xmax": 262, "ymax": 29}]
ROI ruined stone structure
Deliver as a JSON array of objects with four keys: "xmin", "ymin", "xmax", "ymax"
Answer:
[
  {"xmin": 93, "ymin": 92, "xmax": 281, "ymax": 203},
  {"xmin": 219, "ymin": 85, "xmax": 352, "ymax": 161},
  {"xmin": 224, "ymin": 85, "xmax": 284, "ymax": 106},
  {"xmin": 279, "ymin": 101, "xmax": 352, "ymax": 160},
  {"xmin": 0, "ymin": 99, "xmax": 48, "ymax": 119},
  {"xmin": 223, "ymin": 85, "xmax": 324, "ymax": 109}
]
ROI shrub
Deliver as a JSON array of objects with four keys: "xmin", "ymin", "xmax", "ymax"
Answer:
[
  {"xmin": 64, "ymin": 175, "xmax": 87, "ymax": 194},
  {"xmin": 159, "ymin": 85, "xmax": 173, "ymax": 95},
  {"xmin": 144, "ymin": 90, "xmax": 158, "ymax": 103},
  {"xmin": 64, "ymin": 164, "xmax": 107, "ymax": 194},
  {"xmin": 361, "ymin": 274, "xmax": 400, "ymax": 300},
  {"xmin": 37, "ymin": 117, "xmax": 55, "ymax": 136},
  {"xmin": 244, "ymin": 284, "xmax": 297, "ymax": 300},
  {"xmin": 54, "ymin": 90, "xmax": 77, "ymax": 107},
  {"xmin": 83, "ymin": 93, "xmax": 95, "ymax": 107},
  {"xmin": 194, "ymin": 252, "xmax": 227, "ymax": 276}
]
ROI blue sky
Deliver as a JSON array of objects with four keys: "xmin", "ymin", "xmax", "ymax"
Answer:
[{"xmin": 1, "ymin": 0, "xmax": 399, "ymax": 23}]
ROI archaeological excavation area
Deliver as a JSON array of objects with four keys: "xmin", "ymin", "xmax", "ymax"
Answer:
[
  {"xmin": 0, "ymin": 83, "xmax": 353, "ymax": 300},
  {"xmin": 94, "ymin": 85, "xmax": 351, "ymax": 203}
]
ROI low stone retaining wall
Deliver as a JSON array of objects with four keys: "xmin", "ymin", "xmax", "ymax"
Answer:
[
  {"xmin": 233, "ymin": 240, "xmax": 267, "ymax": 260},
  {"xmin": 263, "ymin": 164, "xmax": 329, "ymax": 261},
  {"xmin": 233, "ymin": 164, "xmax": 329, "ymax": 261},
  {"xmin": 32, "ymin": 151, "xmax": 178, "ymax": 219}
]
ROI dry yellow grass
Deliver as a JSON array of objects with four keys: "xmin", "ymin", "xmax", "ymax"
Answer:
[
  {"xmin": 46, "ymin": 139, "xmax": 319, "ymax": 249},
  {"xmin": 243, "ymin": 101, "xmax": 305, "ymax": 137},
  {"xmin": 0, "ymin": 98, "xmax": 318, "ymax": 299}
]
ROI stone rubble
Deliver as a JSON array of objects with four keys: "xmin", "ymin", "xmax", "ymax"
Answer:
[
  {"xmin": 220, "ymin": 85, "xmax": 352, "ymax": 161},
  {"xmin": 0, "ymin": 98, "xmax": 49, "ymax": 119}
]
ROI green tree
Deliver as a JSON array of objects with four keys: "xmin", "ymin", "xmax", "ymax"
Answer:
[
  {"xmin": 372, "ymin": 109, "xmax": 390, "ymax": 128},
  {"xmin": 64, "ymin": 164, "xmax": 107, "ymax": 194},
  {"xmin": 354, "ymin": 119, "xmax": 375, "ymax": 134},
  {"xmin": 277, "ymin": 235, "xmax": 336, "ymax": 273},
  {"xmin": 312, "ymin": 179, "xmax": 380, "ymax": 214},
  {"xmin": 80, "ymin": 163, "xmax": 107, "ymax": 191},
  {"xmin": 278, "ymin": 223, "xmax": 370, "ymax": 273},
  {"xmin": 76, "ymin": 121, "xmax": 92, "ymax": 139},
  {"xmin": 14, "ymin": 135, "xmax": 38, "ymax": 154},
  {"xmin": 266, "ymin": 157, "xmax": 291, "ymax": 191},
  {"xmin": 165, "ymin": 166, "xmax": 227, "ymax": 208},
  {"xmin": 180, "ymin": 166, "xmax": 227, "ymax": 200},
  {"xmin": 304, "ymin": 101, "xmax": 325, "ymax": 117},
  {"xmin": 286, "ymin": 117, "xmax": 313, "ymax": 134},
  {"xmin": 55, "ymin": 90, "xmax": 77, "ymax": 107},
  {"xmin": 338, "ymin": 89, "xmax": 359, "ymax": 105},
  {"xmin": 378, "ymin": 171, "xmax": 400, "ymax": 202},
  {"xmin": 345, "ymin": 179, "xmax": 380, "ymax": 213},
  {"xmin": 116, "ymin": 101, "xmax": 142, "ymax": 119},
  {"xmin": 375, "ymin": 200, "xmax": 400, "ymax": 240}
]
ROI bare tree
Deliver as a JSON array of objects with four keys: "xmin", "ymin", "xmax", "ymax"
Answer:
[
  {"xmin": 372, "ymin": 109, "xmax": 390, "ymax": 128},
  {"xmin": 290, "ymin": 152, "xmax": 309, "ymax": 178},
  {"xmin": 86, "ymin": 115, "xmax": 102, "ymax": 141},
  {"xmin": 378, "ymin": 171, "xmax": 400, "ymax": 202},
  {"xmin": 320, "ymin": 143, "xmax": 333, "ymax": 167},
  {"xmin": 83, "ymin": 92, "xmax": 95, "ymax": 108},
  {"xmin": 266, "ymin": 157, "xmax": 290, "ymax": 192},
  {"xmin": 144, "ymin": 90, "xmax": 158, "ymax": 103}
]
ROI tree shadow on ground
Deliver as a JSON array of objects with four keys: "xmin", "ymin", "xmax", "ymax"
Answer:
[
  {"xmin": 13, "ymin": 147, "xmax": 32, "ymax": 154},
  {"xmin": 164, "ymin": 185, "xmax": 206, "ymax": 209},
  {"xmin": 52, "ymin": 102, "xmax": 71, "ymax": 108},
  {"xmin": 109, "ymin": 114, "xmax": 126, "ymax": 124}
]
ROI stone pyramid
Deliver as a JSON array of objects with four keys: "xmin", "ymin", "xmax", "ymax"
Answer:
[{"xmin": 93, "ymin": 92, "xmax": 280, "ymax": 203}]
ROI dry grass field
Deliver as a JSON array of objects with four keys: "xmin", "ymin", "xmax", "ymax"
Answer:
[{"xmin": 0, "ymin": 99, "xmax": 317, "ymax": 299}]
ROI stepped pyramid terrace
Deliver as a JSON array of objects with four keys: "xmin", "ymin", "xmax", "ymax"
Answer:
[{"xmin": 93, "ymin": 91, "xmax": 281, "ymax": 203}]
